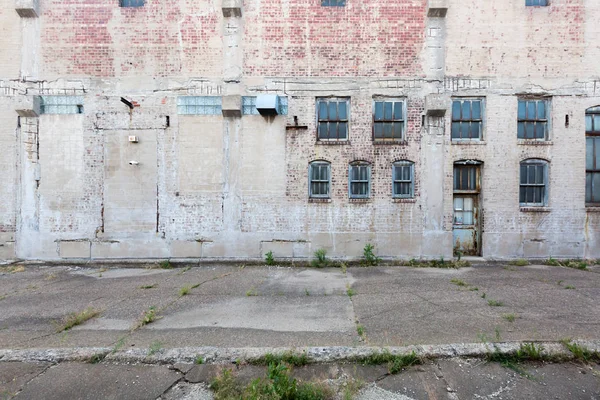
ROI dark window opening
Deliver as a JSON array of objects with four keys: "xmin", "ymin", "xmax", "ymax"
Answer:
[{"xmin": 317, "ymin": 98, "xmax": 349, "ymax": 141}]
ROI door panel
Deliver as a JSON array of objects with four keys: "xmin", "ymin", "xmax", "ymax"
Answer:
[{"xmin": 453, "ymin": 195, "xmax": 479, "ymax": 256}]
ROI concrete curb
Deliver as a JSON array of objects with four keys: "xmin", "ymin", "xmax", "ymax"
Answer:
[{"xmin": 1, "ymin": 340, "xmax": 599, "ymax": 365}]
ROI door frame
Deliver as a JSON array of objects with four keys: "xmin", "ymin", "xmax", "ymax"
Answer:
[{"xmin": 452, "ymin": 160, "xmax": 483, "ymax": 256}]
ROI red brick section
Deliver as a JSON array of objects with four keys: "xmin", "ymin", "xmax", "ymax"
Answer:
[
  {"xmin": 244, "ymin": 0, "xmax": 427, "ymax": 77},
  {"xmin": 41, "ymin": 0, "xmax": 221, "ymax": 77}
]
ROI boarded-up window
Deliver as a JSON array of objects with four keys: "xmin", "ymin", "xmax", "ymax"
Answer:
[{"xmin": 317, "ymin": 98, "xmax": 349, "ymax": 141}]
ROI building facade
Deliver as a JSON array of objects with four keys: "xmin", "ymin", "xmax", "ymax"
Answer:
[{"xmin": 0, "ymin": 0, "xmax": 599, "ymax": 261}]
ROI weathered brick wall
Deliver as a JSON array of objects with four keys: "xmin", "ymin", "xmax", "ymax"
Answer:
[
  {"xmin": 243, "ymin": 0, "xmax": 426, "ymax": 77},
  {"xmin": 41, "ymin": 0, "xmax": 223, "ymax": 78},
  {"xmin": 0, "ymin": 2, "xmax": 22, "ymax": 79}
]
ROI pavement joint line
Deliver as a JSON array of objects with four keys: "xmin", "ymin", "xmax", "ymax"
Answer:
[{"xmin": 1, "ymin": 340, "xmax": 599, "ymax": 365}]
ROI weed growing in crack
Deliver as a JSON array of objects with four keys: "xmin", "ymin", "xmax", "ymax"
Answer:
[
  {"xmin": 511, "ymin": 259, "xmax": 529, "ymax": 266},
  {"xmin": 346, "ymin": 287, "xmax": 356, "ymax": 298},
  {"xmin": 134, "ymin": 306, "xmax": 160, "ymax": 329},
  {"xmin": 195, "ymin": 355, "xmax": 204, "ymax": 365},
  {"xmin": 356, "ymin": 324, "xmax": 366, "ymax": 338},
  {"xmin": 351, "ymin": 350, "xmax": 421, "ymax": 374},
  {"xmin": 265, "ymin": 251, "xmax": 275, "ymax": 266},
  {"xmin": 112, "ymin": 336, "xmax": 126, "ymax": 354},
  {"xmin": 249, "ymin": 351, "xmax": 310, "ymax": 367},
  {"xmin": 450, "ymin": 278, "xmax": 467, "ymax": 287},
  {"xmin": 561, "ymin": 339, "xmax": 600, "ymax": 363},
  {"xmin": 179, "ymin": 286, "xmax": 191, "ymax": 296},
  {"xmin": 362, "ymin": 244, "xmax": 381, "ymax": 266},
  {"xmin": 148, "ymin": 341, "xmax": 162, "ymax": 356},
  {"xmin": 564, "ymin": 285, "xmax": 576, "ymax": 290},
  {"xmin": 140, "ymin": 283, "xmax": 157, "ymax": 289},
  {"xmin": 311, "ymin": 249, "xmax": 330, "ymax": 268},
  {"xmin": 488, "ymin": 300, "xmax": 504, "ymax": 307},
  {"xmin": 502, "ymin": 313, "xmax": 517, "ymax": 322},
  {"xmin": 246, "ymin": 288, "xmax": 258, "ymax": 297},
  {"xmin": 305, "ymin": 288, "xmax": 310, "ymax": 296},
  {"xmin": 58, "ymin": 307, "xmax": 101, "ymax": 332}
]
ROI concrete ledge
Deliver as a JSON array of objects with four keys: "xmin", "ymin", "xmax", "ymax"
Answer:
[
  {"xmin": 15, "ymin": 0, "xmax": 40, "ymax": 18},
  {"xmin": 427, "ymin": 0, "xmax": 448, "ymax": 17},
  {"xmin": 1, "ymin": 340, "xmax": 597, "ymax": 365},
  {"xmin": 425, "ymin": 94, "xmax": 447, "ymax": 116},
  {"xmin": 221, "ymin": 95, "xmax": 242, "ymax": 118},
  {"xmin": 14, "ymin": 96, "xmax": 41, "ymax": 117},
  {"xmin": 222, "ymin": 0, "xmax": 242, "ymax": 17}
]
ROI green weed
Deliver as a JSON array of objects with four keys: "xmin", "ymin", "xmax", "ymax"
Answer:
[
  {"xmin": 561, "ymin": 339, "xmax": 600, "ymax": 363},
  {"xmin": 356, "ymin": 324, "xmax": 365, "ymax": 338},
  {"xmin": 311, "ymin": 249, "xmax": 330, "ymax": 268},
  {"xmin": 362, "ymin": 243, "xmax": 381, "ymax": 266},
  {"xmin": 140, "ymin": 283, "xmax": 157, "ymax": 289},
  {"xmin": 352, "ymin": 350, "xmax": 421, "ymax": 375},
  {"xmin": 265, "ymin": 251, "xmax": 275, "ymax": 266},
  {"xmin": 488, "ymin": 300, "xmax": 504, "ymax": 307},
  {"xmin": 450, "ymin": 278, "xmax": 467, "ymax": 287},
  {"xmin": 511, "ymin": 259, "xmax": 529, "ymax": 266},
  {"xmin": 159, "ymin": 260, "xmax": 173, "ymax": 269},
  {"xmin": 179, "ymin": 286, "xmax": 191, "ymax": 296},
  {"xmin": 58, "ymin": 307, "xmax": 101, "ymax": 332},
  {"xmin": 502, "ymin": 313, "xmax": 517, "ymax": 322},
  {"xmin": 250, "ymin": 351, "xmax": 310, "ymax": 367},
  {"xmin": 148, "ymin": 341, "xmax": 162, "ymax": 356},
  {"xmin": 195, "ymin": 355, "xmax": 204, "ymax": 365}
]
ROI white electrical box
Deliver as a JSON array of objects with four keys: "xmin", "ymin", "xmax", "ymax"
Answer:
[{"xmin": 128, "ymin": 136, "xmax": 139, "ymax": 143}]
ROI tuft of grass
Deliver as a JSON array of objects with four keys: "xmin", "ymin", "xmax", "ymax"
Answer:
[
  {"xmin": 481, "ymin": 292, "xmax": 487, "ymax": 299},
  {"xmin": 45, "ymin": 273, "xmax": 57, "ymax": 281},
  {"xmin": 516, "ymin": 342, "xmax": 544, "ymax": 361},
  {"xmin": 148, "ymin": 341, "xmax": 162, "ymax": 356},
  {"xmin": 135, "ymin": 306, "xmax": 160, "ymax": 329},
  {"xmin": 339, "ymin": 262, "xmax": 348, "ymax": 274},
  {"xmin": 342, "ymin": 378, "xmax": 364, "ymax": 400},
  {"xmin": 353, "ymin": 350, "xmax": 421, "ymax": 375},
  {"xmin": 502, "ymin": 313, "xmax": 517, "ymax": 322},
  {"xmin": 140, "ymin": 283, "xmax": 157, "ymax": 289},
  {"xmin": 112, "ymin": 336, "xmax": 126, "ymax": 354},
  {"xmin": 305, "ymin": 288, "xmax": 310, "ymax": 296},
  {"xmin": 356, "ymin": 324, "xmax": 365, "ymax": 338},
  {"xmin": 564, "ymin": 285, "xmax": 576, "ymax": 290},
  {"xmin": 346, "ymin": 287, "xmax": 356, "ymax": 298},
  {"xmin": 311, "ymin": 249, "xmax": 330, "ymax": 268},
  {"xmin": 488, "ymin": 299, "xmax": 504, "ymax": 307},
  {"xmin": 544, "ymin": 257, "xmax": 561, "ymax": 266},
  {"xmin": 265, "ymin": 251, "xmax": 275, "ymax": 266},
  {"xmin": 58, "ymin": 307, "xmax": 101, "ymax": 332},
  {"xmin": 179, "ymin": 286, "xmax": 191, "ymax": 296},
  {"xmin": 88, "ymin": 353, "xmax": 107, "ymax": 364},
  {"xmin": 404, "ymin": 258, "xmax": 470, "ymax": 269},
  {"xmin": 450, "ymin": 278, "xmax": 467, "ymax": 287},
  {"xmin": 159, "ymin": 260, "xmax": 173, "ymax": 269},
  {"xmin": 511, "ymin": 259, "xmax": 529, "ymax": 266},
  {"xmin": 486, "ymin": 343, "xmax": 548, "ymax": 378},
  {"xmin": 561, "ymin": 339, "xmax": 600, "ymax": 363},
  {"xmin": 0, "ymin": 265, "xmax": 25, "ymax": 274},
  {"xmin": 250, "ymin": 351, "xmax": 310, "ymax": 367},
  {"xmin": 362, "ymin": 243, "xmax": 381, "ymax": 266},
  {"xmin": 564, "ymin": 260, "xmax": 588, "ymax": 270},
  {"xmin": 195, "ymin": 355, "xmax": 204, "ymax": 365},
  {"xmin": 469, "ymin": 287, "xmax": 479, "ymax": 291},
  {"xmin": 246, "ymin": 288, "xmax": 258, "ymax": 297}
]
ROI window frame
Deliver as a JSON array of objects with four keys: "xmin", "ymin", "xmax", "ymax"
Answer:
[
  {"xmin": 348, "ymin": 161, "xmax": 371, "ymax": 199},
  {"xmin": 120, "ymin": 0, "xmax": 145, "ymax": 7},
  {"xmin": 372, "ymin": 98, "xmax": 406, "ymax": 143},
  {"xmin": 316, "ymin": 97, "xmax": 350, "ymax": 142},
  {"xmin": 526, "ymin": 0, "xmax": 548, "ymax": 6},
  {"xmin": 519, "ymin": 159, "xmax": 549, "ymax": 207},
  {"xmin": 177, "ymin": 96, "xmax": 222, "ymax": 115},
  {"xmin": 39, "ymin": 96, "xmax": 84, "ymax": 115},
  {"xmin": 517, "ymin": 98, "xmax": 550, "ymax": 141},
  {"xmin": 585, "ymin": 106, "xmax": 600, "ymax": 205},
  {"xmin": 309, "ymin": 161, "xmax": 331, "ymax": 199},
  {"xmin": 392, "ymin": 160, "xmax": 415, "ymax": 199},
  {"xmin": 451, "ymin": 98, "xmax": 484, "ymax": 142},
  {"xmin": 321, "ymin": 0, "xmax": 346, "ymax": 6}
]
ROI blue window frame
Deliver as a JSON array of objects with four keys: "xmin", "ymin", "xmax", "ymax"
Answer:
[
  {"xmin": 585, "ymin": 106, "xmax": 600, "ymax": 204},
  {"xmin": 518, "ymin": 99, "xmax": 549, "ymax": 140},
  {"xmin": 317, "ymin": 98, "xmax": 349, "ymax": 141},
  {"xmin": 452, "ymin": 99, "xmax": 483, "ymax": 140},
  {"xmin": 373, "ymin": 99, "xmax": 405, "ymax": 141},
  {"xmin": 393, "ymin": 161, "xmax": 414, "ymax": 198},
  {"xmin": 322, "ymin": 0, "xmax": 346, "ymax": 6},
  {"xmin": 349, "ymin": 162, "xmax": 371, "ymax": 199},
  {"xmin": 120, "ymin": 0, "xmax": 145, "ymax": 7},
  {"xmin": 520, "ymin": 159, "xmax": 549, "ymax": 206},
  {"xmin": 309, "ymin": 161, "xmax": 331, "ymax": 199},
  {"xmin": 526, "ymin": 0, "xmax": 548, "ymax": 6}
]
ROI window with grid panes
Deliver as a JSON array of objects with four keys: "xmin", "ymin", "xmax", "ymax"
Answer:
[
  {"xmin": 321, "ymin": 0, "xmax": 345, "ymax": 6},
  {"xmin": 317, "ymin": 98, "xmax": 349, "ymax": 141},
  {"xmin": 177, "ymin": 96, "xmax": 222, "ymax": 115},
  {"xmin": 349, "ymin": 162, "xmax": 370, "ymax": 199},
  {"xmin": 451, "ymin": 99, "xmax": 483, "ymax": 140},
  {"xmin": 518, "ymin": 99, "xmax": 549, "ymax": 140},
  {"xmin": 309, "ymin": 161, "xmax": 331, "ymax": 199},
  {"xmin": 453, "ymin": 165, "xmax": 478, "ymax": 191},
  {"xmin": 120, "ymin": 0, "xmax": 145, "ymax": 6},
  {"xmin": 392, "ymin": 161, "xmax": 414, "ymax": 198},
  {"xmin": 586, "ymin": 106, "xmax": 600, "ymax": 204},
  {"xmin": 526, "ymin": 0, "xmax": 548, "ymax": 6},
  {"xmin": 39, "ymin": 96, "xmax": 84, "ymax": 114},
  {"xmin": 373, "ymin": 100, "xmax": 405, "ymax": 141},
  {"xmin": 520, "ymin": 159, "xmax": 548, "ymax": 206}
]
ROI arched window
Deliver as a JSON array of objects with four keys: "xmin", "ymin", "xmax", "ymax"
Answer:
[
  {"xmin": 309, "ymin": 161, "xmax": 331, "ymax": 199},
  {"xmin": 520, "ymin": 159, "xmax": 548, "ymax": 206},
  {"xmin": 392, "ymin": 161, "xmax": 414, "ymax": 198},
  {"xmin": 348, "ymin": 161, "xmax": 371, "ymax": 199},
  {"xmin": 586, "ymin": 106, "xmax": 600, "ymax": 204}
]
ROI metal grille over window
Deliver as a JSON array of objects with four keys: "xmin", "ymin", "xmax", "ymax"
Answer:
[
  {"xmin": 520, "ymin": 160, "xmax": 548, "ymax": 206},
  {"xmin": 177, "ymin": 96, "xmax": 222, "ymax": 115},
  {"xmin": 392, "ymin": 161, "xmax": 414, "ymax": 198},
  {"xmin": 309, "ymin": 162, "xmax": 331, "ymax": 199},
  {"xmin": 321, "ymin": 0, "xmax": 345, "ymax": 6},
  {"xmin": 518, "ymin": 100, "xmax": 548, "ymax": 140},
  {"xmin": 453, "ymin": 166, "xmax": 478, "ymax": 191},
  {"xmin": 585, "ymin": 106, "xmax": 600, "ymax": 204},
  {"xmin": 526, "ymin": 0, "xmax": 548, "ymax": 6},
  {"xmin": 40, "ymin": 96, "xmax": 84, "ymax": 114},
  {"xmin": 120, "ymin": 0, "xmax": 145, "ymax": 6},
  {"xmin": 451, "ymin": 99, "xmax": 482, "ymax": 140},
  {"xmin": 242, "ymin": 96, "xmax": 288, "ymax": 115},
  {"xmin": 374, "ymin": 100, "xmax": 404, "ymax": 141},
  {"xmin": 317, "ymin": 99, "xmax": 349, "ymax": 141},
  {"xmin": 349, "ymin": 163, "xmax": 370, "ymax": 199}
]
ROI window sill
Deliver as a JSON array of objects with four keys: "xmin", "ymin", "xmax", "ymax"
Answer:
[
  {"xmin": 520, "ymin": 206, "xmax": 551, "ymax": 212},
  {"xmin": 308, "ymin": 198, "xmax": 331, "ymax": 203},
  {"xmin": 451, "ymin": 140, "xmax": 486, "ymax": 145},
  {"xmin": 373, "ymin": 140, "xmax": 407, "ymax": 146},
  {"xmin": 585, "ymin": 206, "xmax": 600, "ymax": 212},
  {"xmin": 517, "ymin": 140, "xmax": 553, "ymax": 146},
  {"xmin": 392, "ymin": 198, "xmax": 417, "ymax": 203},
  {"xmin": 315, "ymin": 140, "xmax": 350, "ymax": 145},
  {"xmin": 349, "ymin": 198, "xmax": 370, "ymax": 203}
]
